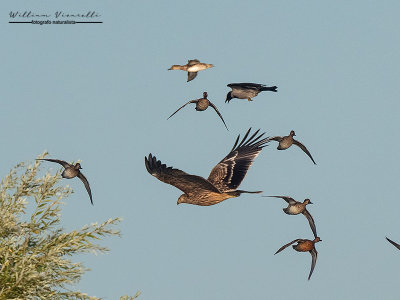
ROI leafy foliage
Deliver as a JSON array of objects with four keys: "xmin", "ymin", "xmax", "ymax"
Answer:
[{"xmin": 0, "ymin": 153, "xmax": 139, "ymax": 300}]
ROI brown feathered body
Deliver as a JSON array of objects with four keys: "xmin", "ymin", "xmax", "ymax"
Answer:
[
  {"xmin": 145, "ymin": 128, "xmax": 269, "ymax": 206},
  {"xmin": 195, "ymin": 98, "xmax": 210, "ymax": 111},
  {"xmin": 177, "ymin": 191, "xmax": 240, "ymax": 206},
  {"xmin": 293, "ymin": 239, "xmax": 316, "ymax": 252},
  {"xmin": 61, "ymin": 163, "xmax": 81, "ymax": 178},
  {"xmin": 275, "ymin": 237, "xmax": 321, "ymax": 280},
  {"xmin": 168, "ymin": 63, "xmax": 213, "ymax": 72}
]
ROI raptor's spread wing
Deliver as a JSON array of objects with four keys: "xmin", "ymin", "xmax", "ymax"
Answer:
[
  {"xmin": 145, "ymin": 154, "xmax": 220, "ymax": 196},
  {"xmin": 207, "ymin": 128, "xmax": 269, "ymax": 192}
]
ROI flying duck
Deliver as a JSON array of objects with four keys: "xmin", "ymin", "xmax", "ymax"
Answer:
[
  {"xmin": 37, "ymin": 158, "xmax": 93, "ymax": 205},
  {"xmin": 265, "ymin": 196, "xmax": 317, "ymax": 238},
  {"xmin": 275, "ymin": 237, "xmax": 321, "ymax": 280},
  {"xmin": 167, "ymin": 92, "xmax": 228, "ymax": 130},
  {"xmin": 268, "ymin": 130, "xmax": 316, "ymax": 164},
  {"xmin": 168, "ymin": 59, "xmax": 214, "ymax": 82}
]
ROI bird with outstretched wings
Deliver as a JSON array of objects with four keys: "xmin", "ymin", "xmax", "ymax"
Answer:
[
  {"xmin": 167, "ymin": 92, "xmax": 228, "ymax": 130},
  {"xmin": 37, "ymin": 158, "xmax": 93, "ymax": 205},
  {"xmin": 145, "ymin": 128, "xmax": 269, "ymax": 206},
  {"xmin": 275, "ymin": 237, "xmax": 321, "ymax": 280}
]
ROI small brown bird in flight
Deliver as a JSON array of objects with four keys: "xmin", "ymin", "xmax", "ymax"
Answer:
[
  {"xmin": 167, "ymin": 92, "xmax": 228, "ymax": 130},
  {"xmin": 37, "ymin": 158, "xmax": 93, "ymax": 205},
  {"xmin": 268, "ymin": 130, "xmax": 316, "ymax": 164},
  {"xmin": 275, "ymin": 237, "xmax": 321, "ymax": 280},
  {"xmin": 264, "ymin": 196, "xmax": 317, "ymax": 238},
  {"xmin": 168, "ymin": 59, "xmax": 214, "ymax": 82},
  {"xmin": 145, "ymin": 128, "xmax": 269, "ymax": 206}
]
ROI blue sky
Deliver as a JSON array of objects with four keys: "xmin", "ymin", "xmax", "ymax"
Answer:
[{"xmin": 2, "ymin": 1, "xmax": 400, "ymax": 299}]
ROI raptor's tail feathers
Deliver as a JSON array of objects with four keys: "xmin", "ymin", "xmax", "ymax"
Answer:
[{"xmin": 236, "ymin": 190, "xmax": 263, "ymax": 194}]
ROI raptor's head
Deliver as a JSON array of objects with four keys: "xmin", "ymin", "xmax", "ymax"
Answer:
[{"xmin": 177, "ymin": 194, "xmax": 189, "ymax": 205}]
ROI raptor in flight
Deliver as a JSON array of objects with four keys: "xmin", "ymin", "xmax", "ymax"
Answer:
[{"xmin": 145, "ymin": 128, "xmax": 269, "ymax": 206}]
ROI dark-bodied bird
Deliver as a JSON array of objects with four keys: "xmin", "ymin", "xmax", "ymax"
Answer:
[
  {"xmin": 386, "ymin": 237, "xmax": 400, "ymax": 250},
  {"xmin": 268, "ymin": 130, "xmax": 316, "ymax": 164},
  {"xmin": 168, "ymin": 59, "xmax": 214, "ymax": 82},
  {"xmin": 225, "ymin": 83, "xmax": 277, "ymax": 103},
  {"xmin": 264, "ymin": 196, "xmax": 317, "ymax": 238},
  {"xmin": 275, "ymin": 237, "xmax": 321, "ymax": 280},
  {"xmin": 37, "ymin": 158, "xmax": 93, "ymax": 205},
  {"xmin": 167, "ymin": 92, "xmax": 228, "ymax": 130},
  {"xmin": 145, "ymin": 128, "xmax": 269, "ymax": 206}
]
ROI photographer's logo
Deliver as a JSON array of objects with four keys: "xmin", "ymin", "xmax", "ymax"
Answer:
[{"xmin": 9, "ymin": 11, "xmax": 102, "ymax": 25}]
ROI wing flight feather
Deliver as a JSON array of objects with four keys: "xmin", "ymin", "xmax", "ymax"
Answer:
[
  {"xmin": 274, "ymin": 239, "xmax": 302, "ymax": 255},
  {"xmin": 145, "ymin": 154, "xmax": 220, "ymax": 195},
  {"xmin": 207, "ymin": 128, "xmax": 269, "ymax": 192}
]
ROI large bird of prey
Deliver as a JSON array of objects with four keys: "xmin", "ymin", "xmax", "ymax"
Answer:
[
  {"xmin": 36, "ymin": 158, "xmax": 93, "ymax": 205},
  {"xmin": 145, "ymin": 128, "xmax": 269, "ymax": 206}
]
